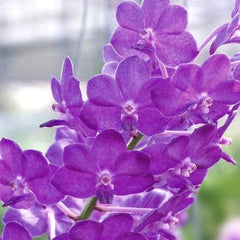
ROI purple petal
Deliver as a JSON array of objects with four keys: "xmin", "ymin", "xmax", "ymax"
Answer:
[
  {"xmin": 51, "ymin": 77, "xmax": 62, "ymax": 103},
  {"xmin": 116, "ymin": 56, "xmax": 151, "ymax": 100},
  {"xmin": 189, "ymin": 168, "xmax": 208, "ymax": 186},
  {"xmin": 162, "ymin": 136, "xmax": 189, "ymax": 163},
  {"xmin": 135, "ymin": 78, "xmax": 160, "ymax": 108},
  {"xmin": 142, "ymin": 142, "xmax": 169, "ymax": 174},
  {"xmin": 102, "ymin": 61, "xmax": 119, "ymax": 77},
  {"xmin": 63, "ymin": 144, "xmax": 98, "ymax": 174},
  {"xmin": 137, "ymin": 108, "xmax": 168, "ymax": 135},
  {"xmin": 51, "ymin": 167, "xmax": 96, "ymax": 198},
  {"xmin": 151, "ymin": 80, "xmax": 191, "ymax": 117},
  {"xmin": 39, "ymin": 119, "xmax": 68, "ymax": 128},
  {"xmin": 101, "ymin": 214, "xmax": 133, "ymax": 239},
  {"xmin": 111, "ymin": 27, "xmax": 142, "ymax": 58},
  {"xmin": 2, "ymin": 194, "xmax": 35, "ymax": 209},
  {"xmin": 64, "ymin": 77, "xmax": 83, "ymax": 107},
  {"xmin": 0, "ymin": 184, "xmax": 13, "ymax": 204},
  {"xmin": 61, "ymin": 57, "xmax": 74, "ymax": 98},
  {"xmin": 0, "ymin": 138, "xmax": 27, "ymax": 177},
  {"xmin": 103, "ymin": 43, "xmax": 122, "ymax": 63},
  {"xmin": 2, "ymin": 222, "xmax": 32, "ymax": 240},
  {"xmin": 69, "ymin": 221, "xmax": 103, "ymax": 240},
  {"xmin": 207, "ymin": 102, "xmax": 229, "ymax": 123},
  {"xmin": 188, "ymin": 125, "xmax": 217, "ymax": 152},
  {"xmin": 155, "ymin": 32, "xmax": 198, "ymax": 66},
  {"xmin": 142, "ymin": 0, "xmax": 170, "ymax": 29},
  {"xmin": 192, "ymin": 145, "xmax": 221, "ymax": 168},
  {"xmin": 80, "ymin": 101, "xmax": 122, "ymax": 131},
  {"xmin": 113, "ymin": 151, "xmax": 149, "ymax": 175},
  {"xmin": 93, "ymin": 129, "xmax": 126, "ymax": 171},
  {"xmin": 171, "ymin": 64, "xmax": 203, "ymax": 94},
  {"xmin": 28, "ymin": 165, "xmax": 64, "ymax": 205},
  {"xmin": 210, "ymin": 80, "xmax": 240, "ymax": 104},
  {"xmin": 155, "ymin": 5, "xmax": 187, "ymax": 34},
  {"xmin": 23, "ymin": 150, "xmax": 49, "ymax": 181},
  {"xmin": 0, "ymin": 161, "xmax": 14, "ymax": 185},
  {"xmin": 201, "ymin": 54, "xmax": 231, "ymax": 90},
  {"xmin": 113, "ymin": 174, "xmax": 154, "ymax": 195},
  {"xmin": 116, "ymin": 1, "xmax": 144, "ymax": 31},
  {"xmin": 87, "ymin": 74, "xmax": 122, "ymax": 107}
]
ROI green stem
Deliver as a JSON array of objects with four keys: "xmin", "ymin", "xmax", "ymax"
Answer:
[
  {"xmin": 78, "ymin": 196, "xmax": 98, "ymax": 220},
  {"xmin": 127, "ymin": 132, "xmax": 144, "ymax": 150}
]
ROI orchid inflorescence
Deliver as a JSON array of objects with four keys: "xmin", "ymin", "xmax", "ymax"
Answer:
[{"xmin": 1, "ymin": 0, "xmax": 240, "ymax": 239}]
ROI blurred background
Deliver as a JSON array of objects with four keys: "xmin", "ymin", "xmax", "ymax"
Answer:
[{"xmin": 0, "ymin": 0, "xmax": 239, "ymax": 239}]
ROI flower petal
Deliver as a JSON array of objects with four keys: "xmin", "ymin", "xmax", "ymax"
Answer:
[
  {"xmin": 142, "ymin": 0, "xmax": 170, "ymax": 29},
  {"xmin": 51, "ymin": 167, "xmax": 96, "ymax": 198},
  {"xmin": 201, "ymin": 54, "xmax": 231, "ymax": 90},
  {"xmin": 155, "ymin": 5, "xmax": 187, "ymax": 34},
  {"xmin": 155, "ymin": 32, "xmax": 198, "ymax": 66},
  {"xmin": 116, "ymin": 1, "xmax": 144, "ymax": 31},
  {"xmin": 93, "ymin": 129, "xmax": 126, "ymax": 171},
  {"xmin": 111, "ymin": 27, "xmax": 142, "ymax": 58},
  {"xmin": 63, "ymin": 144, "xmax": 98, "ymax": 174},
  {"xmin": 102, "ymin": 214, "xmax": 133, "ymax": 239},
  {"xmin": 87, "ymin": 74, "xmax": 122, "ymax": 107},
  {"xmin": 138, "ymin": 108, "xmax": 168, "ymax": 135},
  {"xmin": 69, "ymin": 221, "xmax": 103, "ymax": 240},
  {"xmin": 51, "ymin": 77, "xmax": 62, "ymax": 103},
  {"xmin": 113, "ymin": 174, "xmax": 154, "ymax": 195},
  {"xmin": 2, "ymin": 222, "xmax": 32, "ymax": 240},
  {"xmin": 116, "ymin": 56, "xmax": 151, "ymax": 100},
  {"xmin": 113, "ymin": 151, "xmax": 149, "ymax": 175}
]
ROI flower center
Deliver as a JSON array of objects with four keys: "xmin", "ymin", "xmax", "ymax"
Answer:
[
  {"xmin": 175, "ymin": 157, "xmax": 196, "ymax": 177},
  {"xmin": 140, "ymin": 28, "xmax": 154, "ymax": 41},
  {"xmin": 123, "ymin": 101, "xmax": 136, "ymax": 115},
  {"xmin": 100, "ymin": 174, "xmax": 112, "ymax": 186},
  {"xmin": 9, "ymin": 176, "xmax": 29, "ymax": 195},
  {"xmin": 197, "ymin": 93, "xmax": 213, "ymax": 114}
]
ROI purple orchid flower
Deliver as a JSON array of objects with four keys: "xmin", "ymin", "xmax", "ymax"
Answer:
[
  {"xmin": 134, "ymin": 190, "xmax": 194, "ymax": 240},
  {"xmin": 0, "ymin": 138, "xmax": 49, "ymax": 209},
  {"xmin": 51, "ymin": 129, "xmax": 154, "ymax": 203},
  {"xmin": 40, "ymin": 57, "xmax": 96, "ymax": 137},
  {"xmin": 152, "ymin": 54, "xmax": 240, "ymax": 124},
  {"xmin": 111, "ymin": 0, "xmax": 198, "ymax": 67},
  {"xmin": 81, "ymin": 56, "xmax": 168, "ymax": 136}
]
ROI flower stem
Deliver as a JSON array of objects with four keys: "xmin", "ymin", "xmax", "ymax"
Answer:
[
  {"xmin": 95, "ymin": 204, "xmax": 154, "ymax": 215},
  {"xmin": 127, "ymin": 132, "xmax": 144, "ymax": 150},
  {"xmin": 78, "ymin": 196, "xmax": 98, "ymax": 220},
  {"xmin": 57, "ymin": 202, "xmax": 78, "ymax": 221}
]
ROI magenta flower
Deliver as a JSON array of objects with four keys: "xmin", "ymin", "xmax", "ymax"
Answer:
[
  {"xmin": 81, "ymin": 56, "xmax": 168, "ymax": 136},
  {"xmin": 0, "ymin": 138, "xmax": 49, "ymax": 208},
  {"xmin": 52, "ymin": 129, "xmax": 154, "ymax": 203},
  {"xmin": 40, "ymin": 57, "xmax": 96, "ymax": 137},
  {"xmin": 111, "ymin": 0, "xmax": 198, "ymax": 66},
  {"xmin": 152, "ymin": 54, "xmax": 240, "ymax": 124}
]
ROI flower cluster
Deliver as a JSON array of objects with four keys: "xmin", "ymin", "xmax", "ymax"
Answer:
[{"xmin": 1, "ymin": 0, "xmax": 240, "ymax": 239}]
